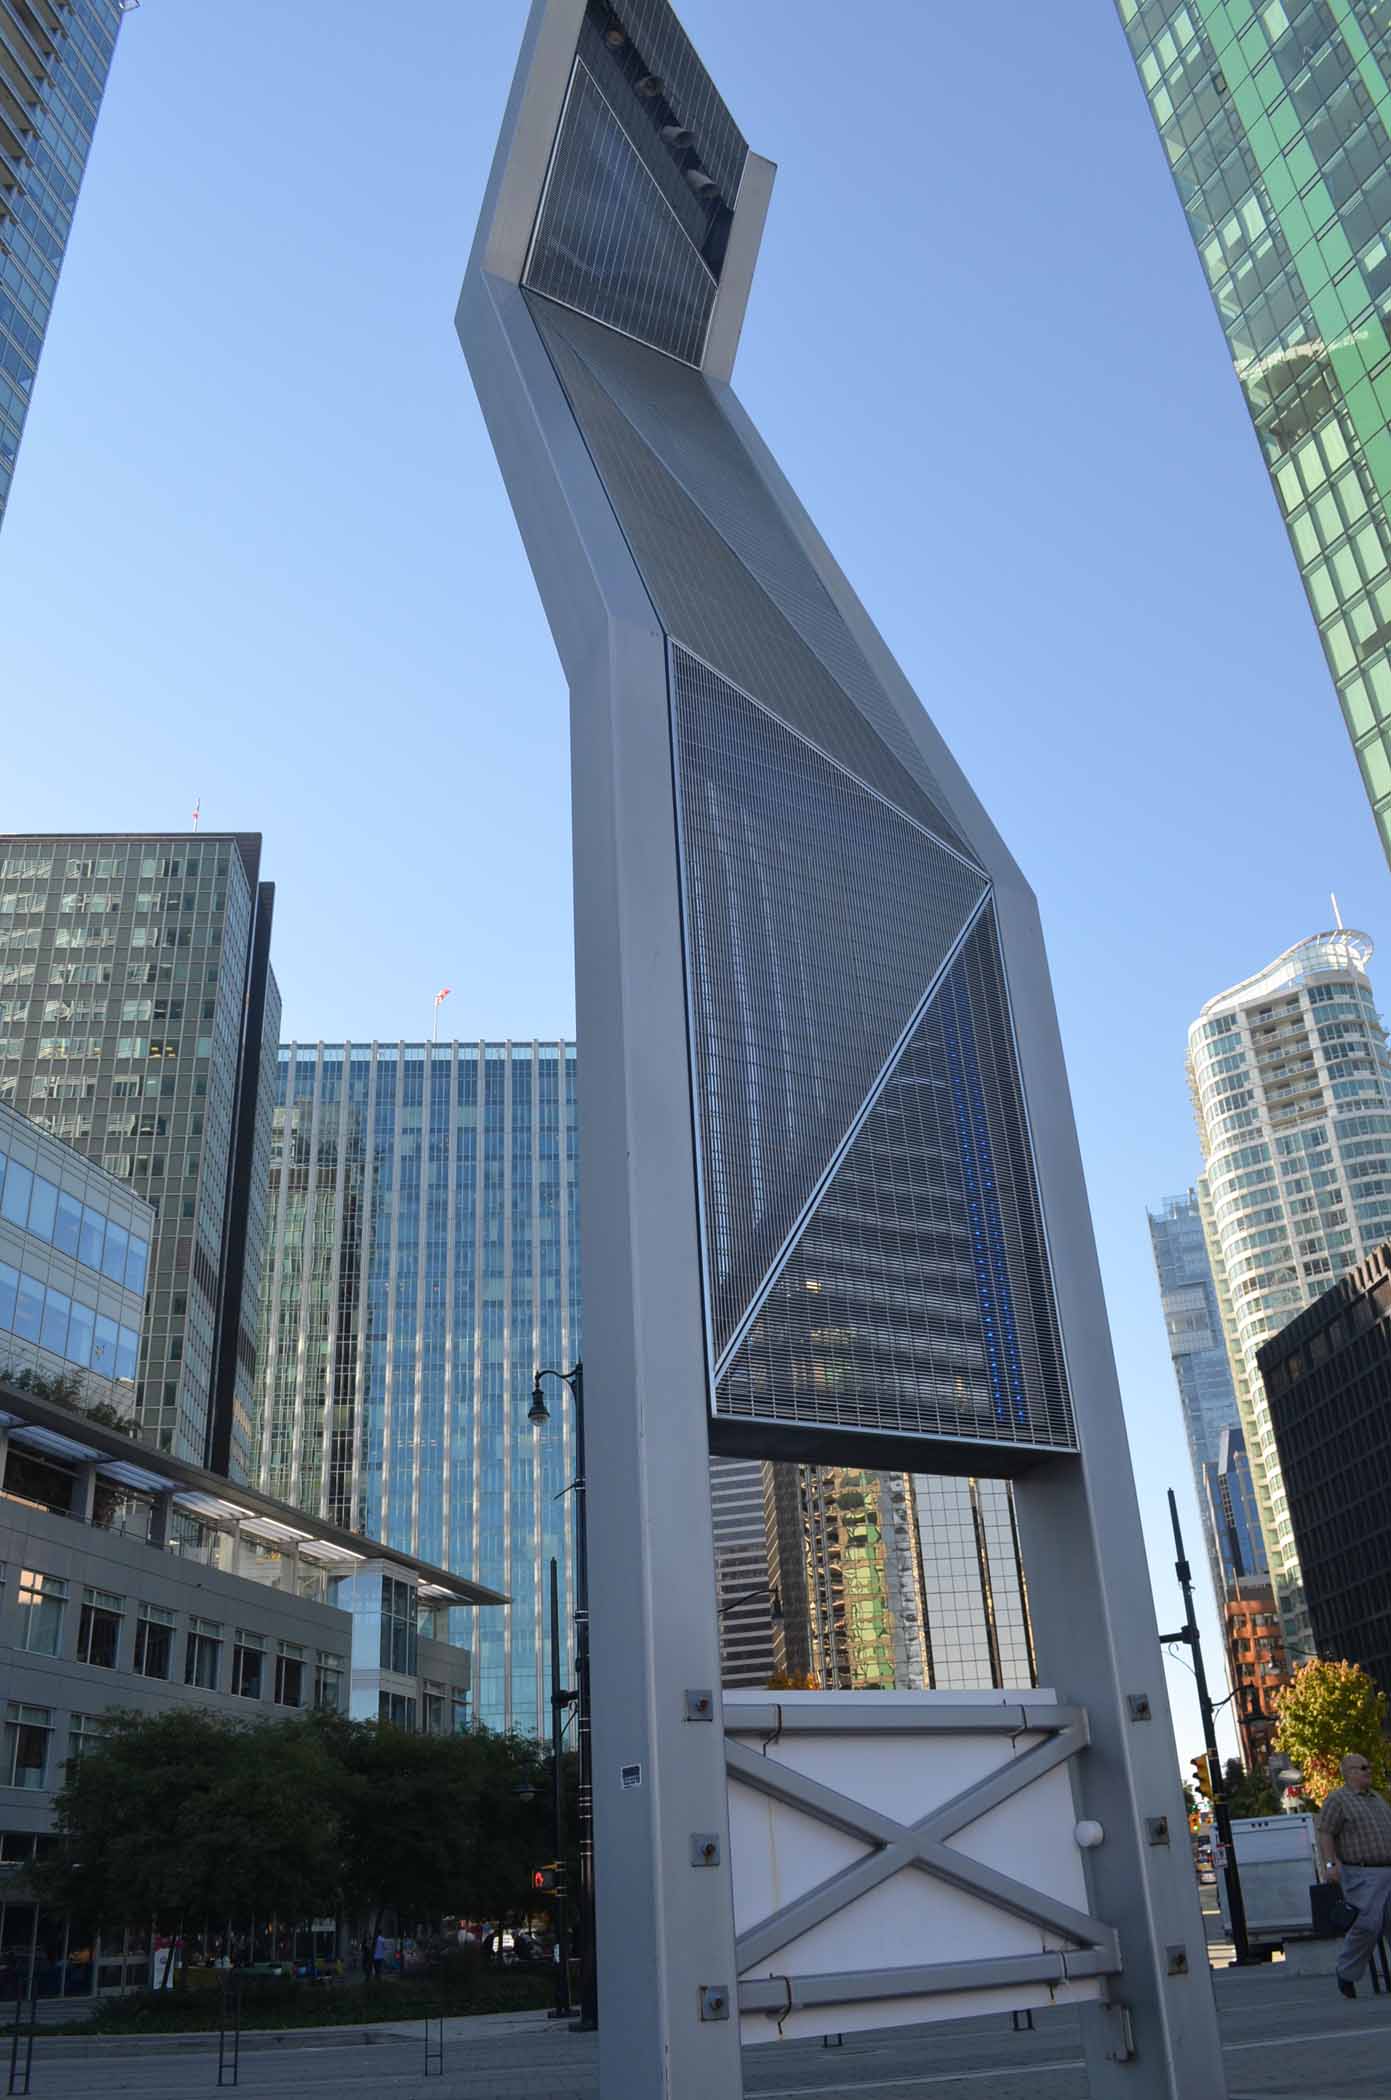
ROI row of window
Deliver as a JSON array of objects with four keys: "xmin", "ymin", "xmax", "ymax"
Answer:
[
  {"xmin": 0, "ymin": 1143, "xmax": 149, "ymax": 1294},
  {"xmin": 0, "ymin": 1261, "xmax": 139, "ymax": 1383},
  {"xmin": 5, "ymin": 1569, "xmax": 344, "ymax": 1717}
]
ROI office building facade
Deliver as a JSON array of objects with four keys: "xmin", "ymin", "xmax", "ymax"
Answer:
[
  {"xmin": 710, "ymin": 1456, "xmax": 777, "ymax": 1687},
  {"xmin": 767, "ymin": 1467, "xmax": 1033, "ymax": 1695},
  {"xmin": 1118, "ymin": 1, "xmax": 1391, "ymax": 863},
  {"xmin": 1202, "ymin": 1422, "xmax": 1267, "ymax": 1594},
  {"xmin": 0, "ymin": 0, "xmax": 127, "ymax": 530},
  {"xmin": 1188, "ymin": 926, "xmax": 1391, "ymax": 1656},
  {"xmin": 1259, "ymin": 1240, "xmax": 1391, "ymax": 1697},
  {"xmin": 252, "ymin": 1040, "xmax": 579, "ymax": 1739},
  {"xmin": 0, "ymin": 1373, "xmax": 496, "ymax": 1999},
  {"xmin": 0, "ymin": 1096, "xmax": 149, "ymax": 1410},
  {"xmin": 0, "ymin": 835, "xmax": 279, "ymax": 1473},
  {"xmin": 1148, "ymin": 1188, "xmax": 1245, "ymax": 1599},
  {"xmin": 1224, "ymin": 1578, "xmax": 1290, "ymax": 1767},
  {"xmin": 256, "ymin": 1041, "xmax": 1043, "ymax": 1729}
]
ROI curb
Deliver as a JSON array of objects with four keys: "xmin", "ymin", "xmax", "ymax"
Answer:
[{"xmin": 21, "ymin": 2024, "xmax": 417, "ymax": 2060}]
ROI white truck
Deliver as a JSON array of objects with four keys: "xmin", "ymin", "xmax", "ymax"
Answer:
[{"xmin": 1206, "ymin": 1813, "xmax": 1320, "ymax": 1946}]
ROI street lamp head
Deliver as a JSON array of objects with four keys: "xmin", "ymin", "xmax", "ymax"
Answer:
[{"xmin": 529, "ymin": 1374, "xmax": 551, "ymax": 1427}]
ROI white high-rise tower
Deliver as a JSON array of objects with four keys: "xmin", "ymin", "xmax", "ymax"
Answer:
[{"xmin": 1189, "ymin": 929, "xmax": 1391, "ymax": 1658}]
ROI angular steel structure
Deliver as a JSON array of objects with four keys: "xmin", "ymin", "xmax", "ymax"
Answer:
[{"xmin": 459, "ymin": 5, "xmax": 1223, "ymax": 2094}]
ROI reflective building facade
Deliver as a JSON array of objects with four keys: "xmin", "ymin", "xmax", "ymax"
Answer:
[
  {"xmin": 252, "ymin": 1041, "xmax": 579, "ymax": 1738},
  {"xmin": 1119, "ymin": 0, "xmax": 1391, "ymax": 864},
  {"xmin": 1259, "ymin": 1241, "xmax": 1391, "ymax": 1699},
  {"xmin": 0, "ymin": 1096, "xmax": 150, "ymax": 1406},
  {"xmin": 1188, "ymin": 928, "xmax": 1391, "ymax": 1656},
  {"xmin": 0, "ymin": 835, "xmax": 280, "ymax": 1473},
  {"xmin": 0, "ymin": 0, "xmax": 126, "ymax": 530},
  {"xmin": 1147, "ymin": 1188, "xmax": 1244, "ymax": 1599},
  {"xmin": 1202, "ymin": 1422, "xmax": 1267, "ymax": 1592}
]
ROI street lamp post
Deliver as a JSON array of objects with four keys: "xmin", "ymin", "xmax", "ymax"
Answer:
[
  {"xmin": 1158, "ymin": 1488, "xmax": 1252, "ymax": 1965},
  {"xmin": 530, "ymin": 1363, "xmax": 597, "ymax": 2032}
]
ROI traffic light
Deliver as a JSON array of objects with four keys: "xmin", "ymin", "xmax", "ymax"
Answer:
[
  {"xmin": 531, "ymin": 1865, "xmax": 561, "ymax": 1894},
  {"xmin": 1190, "ymin": 1752, "xmax": 1213, "ymax": 1801}
]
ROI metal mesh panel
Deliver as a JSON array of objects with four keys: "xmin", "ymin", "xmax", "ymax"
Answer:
[
  {"xmin": 525, "ymin": 61, "xmax": 715, "ymax": 367},
  {"xmin": 532, "ymin": 298, "xmax": 976, "ymax": 860},
  {"xmin": 608, "ymin": 0, "xmax": 747, "ymax": 204},
  {"xmin": 531, "ymin": 296, "xmax": 970, "ymax": 853},
  {"xmin": 716, "ymin": 906, "xmax": 1076, "ymax": 1454},
  {"xmin": 671, "ymin": 647, "xmax": 989, "ymax": 1364}
]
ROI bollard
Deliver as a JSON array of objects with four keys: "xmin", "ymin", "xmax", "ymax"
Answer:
[
  {"xmin": 6, "ymin": 1992, "xmax": 34, "ymax": 2098},
  {"xmin": 217, "ymin": 1974, "xmax": 242, "ymax": 2088},
  {"xmin": 424, "ymin": 2013, "xmax": 444, "ymax": 2076}
]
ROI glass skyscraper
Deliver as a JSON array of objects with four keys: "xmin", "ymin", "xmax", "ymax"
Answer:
[
  {"xmin": 1119, "ymin": 1, "xmax": 1391, "ymax": 862},
  {"xmin": 0, "ymin": 0, "xmax": 128, "ymax": 530},
  {"xmin": 1147, "ymin": 1188, "xmax": 1244, "ymax": 1598},
  {"xmin": 1202, "ymin": 1422, "xmax": 1267, "ymax": 1591},
  {"xmin": 0, "ymin": 834, "xmax": 279, "ymax": 1472},
  {"xmin": 1188, "ymin": 926, "xmax": 1391, "ymax": 1655},
  {"xmin": 252, "ymin": 1040, "xmax": 579, "ymax": 1738}
]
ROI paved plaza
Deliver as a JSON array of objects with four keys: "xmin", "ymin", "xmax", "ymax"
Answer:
[{"xmin": 18, "ymin": 1969, "xmax": 1391, "ymax": 2100}]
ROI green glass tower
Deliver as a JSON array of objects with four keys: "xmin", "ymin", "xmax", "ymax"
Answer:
[{"xmin": 1119, "ymin": 0, "xmax": 1391, "ymax": 859}]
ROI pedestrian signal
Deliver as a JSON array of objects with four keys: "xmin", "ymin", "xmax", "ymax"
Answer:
[{"xmin": 531, "ymin": 1866, "xmax": 559, "ymax": 1893}]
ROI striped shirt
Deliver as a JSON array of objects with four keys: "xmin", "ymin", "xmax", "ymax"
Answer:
[{"xmin": 1318, "ymin": 1785, "xmax": 1391, "ymax": 1867}]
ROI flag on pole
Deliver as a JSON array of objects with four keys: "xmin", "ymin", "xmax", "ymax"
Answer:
[
  {"xmin": 434, "ymin": 987, "xmax": 451, "ymax": 1007},
  {"xmin": 192, "ymin": 798, "xmax": 201, "ymax": 832}
]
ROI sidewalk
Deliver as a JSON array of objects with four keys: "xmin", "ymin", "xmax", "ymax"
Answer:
[{"xmin": 26, "ymin": 2004, "xmax": 560, "ymax": 2059}]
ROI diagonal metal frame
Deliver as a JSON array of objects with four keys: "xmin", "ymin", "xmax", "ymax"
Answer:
[{"xmin": 728, "ymin": 1710, "xmax": 1118, "ymax": 1976}]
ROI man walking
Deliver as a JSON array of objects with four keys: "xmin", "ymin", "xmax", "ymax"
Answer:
[{"xmin": 1319, "ymin": 1753, "xmax": 1391, "ymax": 1997}]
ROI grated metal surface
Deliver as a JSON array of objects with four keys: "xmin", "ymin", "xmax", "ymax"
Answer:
[
  {"xmin": 530, "ymin": 296, "xmax": 970, "ymax": 852},
  {"xmin": 717, "ymin": 906, "xmax": 1076, "ymax": 1453},
  {"xmin": 671, "ymin": 647, "xmax": 989, "ymax": 1365},
  {"xmin": 606, "ymin": 0, "xmax": 747, "ymax": 204},
  {"xmin": 532, "ymin": 299, "xmax": 976, "ymax": 860},
  {"xmin": 525, "ymin": 61, "xmax": 716, "ymax": 367}
]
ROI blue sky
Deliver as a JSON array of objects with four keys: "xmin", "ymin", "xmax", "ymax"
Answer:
[{"xmin": 4, "ymin": 0, "xmax": 1387, "ymax": 1760}]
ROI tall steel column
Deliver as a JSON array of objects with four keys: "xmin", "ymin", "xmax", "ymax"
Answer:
[{"xmin": 459, "ymin": 5, "xmax": 1224, "ymax": 2093}]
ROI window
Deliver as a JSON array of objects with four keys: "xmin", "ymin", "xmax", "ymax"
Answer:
[
  {"xmin": 423, "ymin": 1683, "xmax": 446, "ymax": 1736},
  {"xmin": 377, "ymin": 1691, "xmax": 416, "ymax": 1730},
  {"xmin": 314, "ymin": 1653, "xmax": 344, "ymax": 1712},
  {"xmin": 67, "ymin": 1714, "xmax": 106, "ymax": 1767},
  {"xmin": 450, "ymin": 1690, "xmax": 469, "ymax": 1736},
  {"xmin": 77, "ymin": 1588, "xmax": 123, "ymax": 1669},
  {"xmin": 15, "ymin": 1572, "xmax": 66, "ymax": 1656},
  {"xmin": 274, "ymin": 1642, "xmax": 304, "ymax": 1708},
  {"xmin": 231, "ymin": 1632, "xmax": 264, "ymax": 1700},
  {"xmin": 3, "ymin": 1705, "xmax": 50, "ymax": 1789},
  {"xmin": 184, "ymin": 1617, "xmax": 222, "ymax": 1691},
  {"xmin": 133, "ymin": 1605, "xmax": 174, "ymax": 1681},
  {"xmin": 379, "ymin": 1577, "xmax": 418, "ymax": 1676}
]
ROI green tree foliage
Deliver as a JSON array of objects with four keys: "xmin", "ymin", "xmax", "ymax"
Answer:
[
  {"xmin": 35, "ymin": 1710, "xmax": 348, "ymax": 1930},
  {"xmin": 1273, "ymin": 1659, "xmax": 1391, "ymax": 1805},
  {"xmin": 36, "ymin": 1709, "xmax": 553, "ymax": 1936},
  {"xmin": 1221, "ymin": 1759, "xmax": 1281, "ymax": 1819}
]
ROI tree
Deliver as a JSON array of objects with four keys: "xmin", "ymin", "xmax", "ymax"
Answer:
[
  {"xmin": 1272, "ymin": 1659, "xmax": 1390, "ymax": 1805},
  {"xmin": 36, "ymin": 1707, "xmax": 556, "ymax": 1949},
  {"xmin": 1221, "ymin": 1759, "xmax": 1281, "ymax": 1819},
  {"xmin": 36, "ymin": 1709, "xmax": 348, "ymax": 1933}
]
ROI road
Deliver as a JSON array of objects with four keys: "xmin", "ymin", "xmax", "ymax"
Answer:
[{"xmin": 19, "ymin": 1969, "xmax": 1391, "ymax": 2100}]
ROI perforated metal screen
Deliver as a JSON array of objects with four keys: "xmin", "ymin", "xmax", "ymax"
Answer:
[
  {"xmin": 717, "ymin": 908, "xmax": 1076, "ymax": 1454},
  {"xmin": 671, "ymin": 647, "xmax": 990, "ymax": 1365}
]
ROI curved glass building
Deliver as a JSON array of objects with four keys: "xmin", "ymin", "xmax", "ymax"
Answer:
[{"xmin": 1188, "ymin": 927, "xmax": 1391, "ymax": 1654}]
